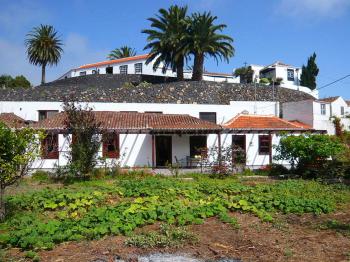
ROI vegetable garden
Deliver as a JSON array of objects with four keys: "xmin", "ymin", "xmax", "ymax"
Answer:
[{"xmin": 1, "ymin": 173, "xmax": 349, "ymax": 254}]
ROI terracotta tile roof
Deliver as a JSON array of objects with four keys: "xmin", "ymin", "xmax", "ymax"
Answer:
[
  {"xmin": 224, "ymin": 114, "xmax": 313, "ymax": 130},
  {"xmin": 33, "ymin": 111, "xmax": 222, "ymax": 133},
  {"xmin": 78, "ymin": 54, "xmax": 150, "ymax": 69},
  {"xmin": 288, "ymin": 120, "xmax": 313, "ymax": 129},
  {"xmin": 316, "ymin": 96, "xmax": 340, "ymax": 103},
  {"xmin": 0, "ymin": 113, "xmax": 27, "ymax": 128}
]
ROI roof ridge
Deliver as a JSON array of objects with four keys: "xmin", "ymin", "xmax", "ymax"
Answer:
[{"xmin": 78, "ymin": 54, "xmax": 150, "ymax": 69}]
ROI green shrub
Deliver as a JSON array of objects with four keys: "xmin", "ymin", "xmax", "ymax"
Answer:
[
  {"xmin": 31, "ymin": 171, "xmax": 51, "ymax": 183},
  {"xmin": 274, "ymin": 134, "xmax": 346, "ymax": 178}
]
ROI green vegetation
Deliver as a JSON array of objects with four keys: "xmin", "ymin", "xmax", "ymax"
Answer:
[
  {"xmin": 300, "ymin": 52, "xmax": 319, "ymax": 90},
  {"xmin": 274, "ymin": 134, "xmax": 347, "ymax": 178},
  {"xmin": 107, "ymin": 46, "xmax": 137, "ymax": 60},
  {"xmin": 234, "ymin": 66, "xmax": 254, "ymax": 83},
  {"xmin": 0, "ymin": 74, "xmax": 31, "ymax": 88},
  {"xmin": 0, "ymin": 123, "xmax": 43, "ymax": 221},
  {"xmin": 125, "ymin": 224, "xmax": 197, "ymax": 248},
  {"xmin": 0, "ymin": 174, "xmax": 348, "ymax": 251}
]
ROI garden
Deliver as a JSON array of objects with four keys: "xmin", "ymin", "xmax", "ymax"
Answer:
[{"xmin": 1, "ymin": 171, "xmax": 350, "ymax": 261}]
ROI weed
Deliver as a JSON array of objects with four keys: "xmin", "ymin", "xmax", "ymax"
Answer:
[{"xmin": 125, "ymin": 224, "xmax": 197, "ymax": 248}]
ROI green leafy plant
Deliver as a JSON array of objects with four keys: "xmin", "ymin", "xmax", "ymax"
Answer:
[{"xmin": 0, "ymin": 123, "xmax": 43, "ymax": 221}]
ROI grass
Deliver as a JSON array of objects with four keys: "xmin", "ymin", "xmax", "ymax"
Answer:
[{"xmin": 1, "ymin": 172, "xmax": 349, "ymax": 252}]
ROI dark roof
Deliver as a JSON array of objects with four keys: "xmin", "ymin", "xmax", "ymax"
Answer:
[
  {"xmin": 0, "ymin": 74, "xmax": 315, "ymax": 105},
  {"xmin": 316, "ymin": 96, "xmax": 340, "ymax": 103},
  {"xmin": 224, "ymin": 114, "xmax": 313, "ymax": 131},
  {"xmin": 0, "ymin": 113, "xmax": 27, "ymax": 128},
  {"xmin": 32, "ymin": 111, "xmax": 222, "ymax": 133}
]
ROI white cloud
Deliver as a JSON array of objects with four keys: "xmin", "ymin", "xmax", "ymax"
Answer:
[{"xmin": 277, "ymin": 0, "xmax": 350, "ymax": 18}]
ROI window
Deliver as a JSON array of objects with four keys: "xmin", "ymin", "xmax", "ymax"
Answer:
[
  {"xmin": 102, "ymin": 133, "xmax": 120, "ymax": 158},
  {"xmin": 341, "ymin": 106, "xmax": 345, "ymax": 115},
  {"xmin": 119, "ymin": 65, "xmax": 128, "ymax": 74},
  {"xmin": 106, "ymin": 66, "xmax": 113, "ymax": 74},
  {"xmin": 190, "ymin": 136, "xmax": 207, "ymax": 158},
  {"xmin": 321, "ymin": 104, "xmax": 326, "ymax": 115},
  {"xmin": 199, "ymin": 112, "xmax": 217, "ymax": 123},
  {"xmin": 38, "ymin": 110, "xmax": 59, "ymax": 121},
  {"xmin": 92, "ymin": 70, "xmax": 97, "ymax": 74},
  {"xmin": 135, "ymin": 63, "xmax": 142, "ymax": 74},
  {"xmin": 258, "ymin": 135, "xmax": 271, "ymax": 155},
  {"xmin": 41, "ymin": 134, "xmax": 59, "ymax": 159},
  {"xmin": 79, "ymin": 71, "xmax": 86, "ymax": 76},
  {"xmin": 287, "ymin": 69, "xmax": 294, "ymax": 81}
]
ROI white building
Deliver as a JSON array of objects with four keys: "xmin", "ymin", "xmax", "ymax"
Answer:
[
  {"xmin": 0, "ymin": 75, "xmax": 317, "ymax": 171},
  {"xmin": 283, "ymin": 96, "xmax": 350, "ymax": 135},
  {"xmin": 59, "ymin": 54, "xmax": 239, "ymax": 83},
  {"xmin": 235, "ymin": 61, "xmax": 319, "ymax": 98}
]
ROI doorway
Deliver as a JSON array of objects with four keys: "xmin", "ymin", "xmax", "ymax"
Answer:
[
  {"xmin": 232, "ymin": 135, "xmax": 246, "ymax": 164},
  {"xmin": 156, "ymin": 136, "xmax": 172, "ymax": 167}
]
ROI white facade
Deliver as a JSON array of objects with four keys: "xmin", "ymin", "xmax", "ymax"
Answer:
[
  {"xmin": 0, "ymin": 99, "xmax": 283, "ymax": 170},
  {"xmin": 235, "ymin": 62, "xmax": 319, "ymax": 98},
  {"xmin": 283, "ymin": 97, "xmax": 350, "ymax": 135},
  {"xmin": 58, "ymin": 55, "xmax": 238, "ymax": 83}
]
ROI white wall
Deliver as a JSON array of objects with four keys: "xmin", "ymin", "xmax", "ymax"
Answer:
[
  {"xmin": 0, "ymin": 100, "xmax": 278, "ymax": 124},
  {"xmin": 283, "ymin": 100, "xmax": 314, "ymax": 127}
]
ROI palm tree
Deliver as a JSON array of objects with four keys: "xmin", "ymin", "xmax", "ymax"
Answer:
[
  {"xmin": 25, "ymin": 24, "xmax": 63, "ymax": 85},
  {"xmin": 142, "ymin": 5, "xmax": 189, "ymax": 81},
  {"xmin": 107, "ymin": 46, "xmax": 137, "ymax": 60},
  {"xmin": 187, "ymin": 12, "xmax": 234, "ymax": 81}
]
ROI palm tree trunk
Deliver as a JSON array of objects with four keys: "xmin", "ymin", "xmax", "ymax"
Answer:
[
  {"xmin": 41, "ymin": 64, "xmax": 46, "ymax": 85},
  {"xmin": 176, "ymin": 56, "xmax": 184, "ymax": 81},
  {"xmin": 192, "ymin": 53, "xmax": 204, "ymax": 81}
]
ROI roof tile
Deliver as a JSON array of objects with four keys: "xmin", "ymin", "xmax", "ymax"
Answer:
[{"xmin": 224, "ymin": 114, "xmax": 313, "ymax": 130}]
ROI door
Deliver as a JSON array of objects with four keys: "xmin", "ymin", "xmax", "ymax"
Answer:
[
  {"xmin": 156, "ymin": 136, "xmax": 172, "ymax": 167},
  {"xmin": 232, "ymin": 135, "xmax": 246, "ymax": 164}
]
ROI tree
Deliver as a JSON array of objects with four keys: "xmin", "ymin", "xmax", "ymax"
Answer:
[
  {"xmin": 234, "ymin": 66, "xmax": 254, "ymax": 83},
  {"xmin": 0, "ymin": 123, "xmax": 42, "ymax": 221},
  {"xmin": 300, "ymin": 52, "xmax": 319, "ymax": 90},
  {"xmin": 107, "ymin": 46, "xmax": 137, "ymax": 60},
  {"xmin": 142, "ymin": 5, "xmax": 189, "ymax": 81},
  {"xmin": 0, "ymin": 75, "xmax": 31, "ymax": 88},
  {"xmin": 187, "ymin": 12, "xmax": 234, "ymax": 81},
  {"xmin": 274, "ymin": 134, "xmax": 346, "ymax": 177},
  {"xmin": 63, "ymin": 101, "xmax": 101, "ymax": 178},
  {"xmin": 25, "ymin": 24, "xmax": 63, "ymax": 85}
]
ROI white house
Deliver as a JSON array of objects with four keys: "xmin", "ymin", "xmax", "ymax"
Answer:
[
  {"xmin": 235, "ymin": 61, "xmax": 319, "ymax": 98},
  {"xmin": 0, "ymin": 74, "xmax": 318, "ymax": 171},
  {"xmin": 283, "ymin": 96, "xmax": 350, "ymax": 135},
  {"xmin": 59, "ymin": 54, "xmax": 239, "ymax": 83}
]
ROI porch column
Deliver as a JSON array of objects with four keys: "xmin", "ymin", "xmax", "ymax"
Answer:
[
  {"xmin": 151, "ymin": 134, "xmax": 155, "ymax": 169},
  {"xmin": 217, "ymin": 133, "xmax": 222, "ymax": 167},
  {"xmin": 269, "ymin": 133, "xmax": 272, "ymax": 164}
]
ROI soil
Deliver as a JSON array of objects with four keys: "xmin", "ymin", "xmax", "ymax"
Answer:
[{"xmin": 4, "ymin": 206, "xmax": 350, "ymax": 262}]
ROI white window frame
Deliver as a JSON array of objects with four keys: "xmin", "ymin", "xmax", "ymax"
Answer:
[{"xmin": 321, "ymin": 104, "xmax": 326, "ymax": 115}]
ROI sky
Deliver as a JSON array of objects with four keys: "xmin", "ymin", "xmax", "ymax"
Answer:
[{"xmin": 0, "ymin": 0, "xmax": 349, "ymax": 98}]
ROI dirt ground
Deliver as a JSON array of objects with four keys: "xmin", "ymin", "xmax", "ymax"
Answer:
[{"xmin": 4, "ymin": 205, "xmax": 350, "ymax": 262}]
